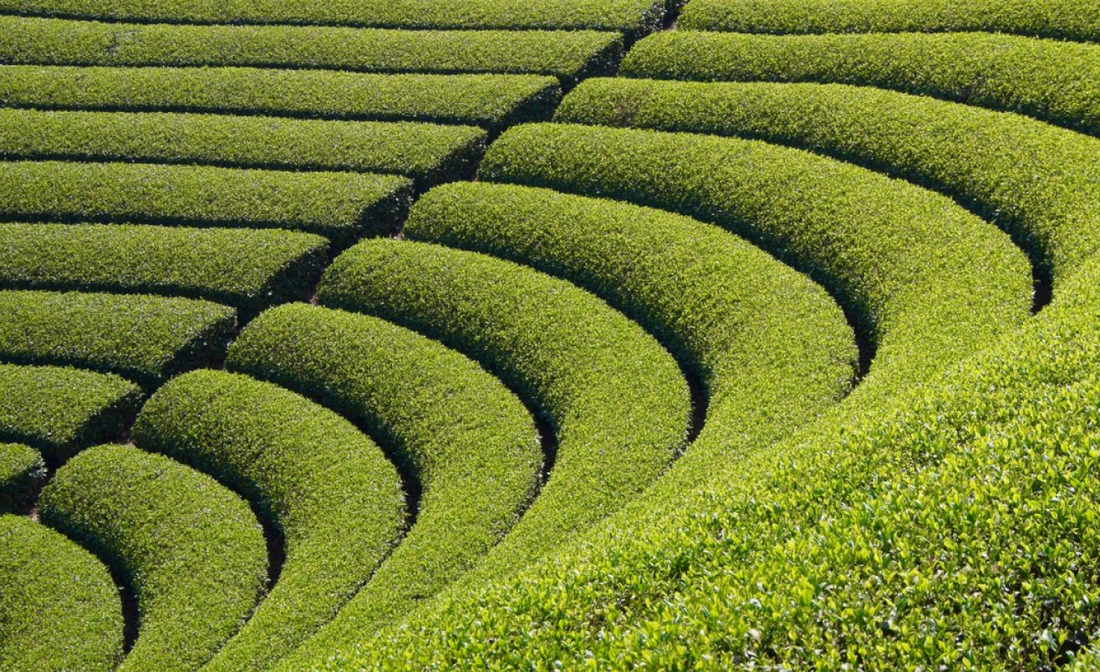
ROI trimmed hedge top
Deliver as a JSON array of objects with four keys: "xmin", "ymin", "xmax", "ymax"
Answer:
[
  {"xmin": 0, "ymin": 16, "xmax": 623, "ymax": 85},
  {"xmin": 0, "ymin": 0, "xmax": 668, "ymax": 37},
  {"xmin": 622, "ymin": 31, "xmax": 1100, "ymax": 137},
  {"xmin": 481, "ymin": 123, "xmax": 1032, "ymax": 395},
  {"xmin": 0, "ymin": 66, "xmax": 561, "ymax": 131},
  {"xmin": 228, "ymin": 303, "xmax": 542, "ymax": 668},
  {"xmin": 0, "ymin": 364, "xmax": 140, "ymax": 460},
  {"xmin": 317, "ymin": 238, "xmax": 691, "ymax": 584},
  {"xmin": 558, "ymin": 78, "xmax": 1100, "ymax": 287},
  {"xmin": 39, "ymin": 444, "xmax": 268, "ymax": 672},
  {"xmin": 404, "ymin": 181, "xmax": 856, "ymax": 485},
  {"xmin": 0, "ymin": 108, "xmax": 487, "ymax": 186},
  {"xmin": 0, "ymin": 290, "xmax": 235, "ymax": 388},
  {"xmin": 133, "ymin": 370, "xmax": 406, "ymax": 672},
  {"xmin": 0, "ymin": 223, "xmax": 327, "ymax": 314},
  {"xmin": 0, "ymin": 443, "xmax": 44, "ymax": 512},
  {"xmin": 678, "ymin": 0, "xmax": 1100, "ymax": 42},
  {"xmin": 0, "ymin": 515, "xmax": 123, "ymax": 672},
  {"xmin": 0, "ymin": 160, "xmax": 412, "ymax": 242}
]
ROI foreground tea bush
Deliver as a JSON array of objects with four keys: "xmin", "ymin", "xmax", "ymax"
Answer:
[
  {"xmin": 0, "ymin": 515, "xmax": 123, "ymax": 672},
  {"xmin": 133, "ymin": 370, "xmax": 406, "ymax": 672},
  {"xmin": 0, "ymin": 224, "xmax": 327, "ymax": 314},
  {"xmin": 0, "ymin": 290, "xmax": 234, "ymax": 388},
  {"xmin": 404, "ymin": 182, "xmax": 855, "ymax": 484},
  {"xmin": 40, "ymin": 444, "xmax": 267, "ymax": 672},
  {"xmin": 0, "ymin": 16, "xmax": 623, "ymax": 86},
  {"xmin": 0, "ymin": 443, "xmax": 44, "ymax": 512},
  {"xmin": 0, "ymin": 364, "xmax": 140, "ymax": 460},
  {"xmin": 228, "ymin": 304, "xmax": 541, "ymax": 664},
  {"xmin": 0, "ymin": 161, "xmax": 411, "ymax": 242},
  {"xmin": 558, "ymin": 79, "xmax": 1100, "ymax": 286},
  {"xmin": 0, "ymin": 0, "xmax": 668, "ymax": 37},
  {"xmin": 0, "ymin": 67, "xmax": 560, "ymax": 132},
  {"xmin": 622, "ymin": 32, "xmax": 1100, "ymax": 136},
  {"xmin": 679, "ymin": 0, "xmax": 1100, "ymax": 42},
  {"xmin": 482, "ymin": 123, "xmax": 1032, "ymax": 395},
  {"xmin": 317, "ymin": 239, "xmax": 691, "ymax": 583}
]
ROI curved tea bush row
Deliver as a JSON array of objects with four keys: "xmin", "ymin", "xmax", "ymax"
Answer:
[
  {"xmin": 0, "ymin": 67, "xmax": 561, "ymax": 132},
  {"xmin": 622, "ymin": 32, "xmax": 1100, "ymax": 137},
  {"xmin": 0, "ymin": 0, "xmax": 668, "ymax": 37},
  {"xmin": 319, "ymin": 206, "xmax": 1100, "ymax": 672},
  {"xmin": 0, "ymin": 161, "xmax": 411, "ymax": 242},
  {"xmin": 133, "ymin": 370, "xmax": 406, "ymax": 672},
  {"xmin": 0, "ymin": 224, "xmax": 326, "ymax": 314},
  {"xmin": 0, "ymin": 443, "xmax": 44, "ymax": 512},
  {"xmin": 0, "ymin": 290, "xmax": 235, "ymax": 388},
  {"xmin": 0, "ymin": 16, "xmax": 623, "ymax": 85},
  {"xmin": 481, "ymin": 123, "xmax": 1032, "ymax": 394},
  {"xmin": 0, "ymin": 515, "xmax": 123, "ymax": 672},
  {"xmin": 227, "ymin": 304, "xmax": 541, "ymax": 663},
  {"xmin": 0, "ymin": 108, "xmax": 486, "ymax": 187},
  {"xmin": 558, "ymin": 79, "xmax": 1100, "ymax": 287},
  {"xmin": 40, "ymin": 444, "xmax": 267, "ymax": 672},
  {"xmin": 404, "ymin": 182, "xmax": 856, "ymax": 484},
  {"xmin": 0, "ymin": 364, "xmax": 140, "ymax": 460},
  {"xmin": 678, "ymin": 0, "xmax": 1100, "ymax": 42},
  {"xmin": 316, "ymin": 239, "xmax": 691, "ymax": 584}
]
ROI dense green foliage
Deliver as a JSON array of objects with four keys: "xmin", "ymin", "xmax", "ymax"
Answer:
[
  {"xmin": 0, "ymin": 160, "xmax": 411, "ymax": 242},
  {"xmin": 0, "ymin": 443, "xmax": 44, "ymax": 512},
  {"xmin": 39, "ymin": 444, "xmax": 267, "ymax": 672},
  {"xmin": 0, "ymin": 224, "xmax": 326, "ymax": 314},
  {"xmin": 481, "ymin": 123, "xmax": 1032, "ymax": 394},
  {"xmin": 0, "ymin": 108, "xmax": 486, "ymax": 186},
  {"xmin": 132, "ymin": 370, "xmax": 406, "ymax": 672},
  {"xmin": 227, "ymin": 303, "xmax": 542, "ymax": 667},
  {"xmin": 558, "ymin": 78, "xmax": 1100, "ymax": 285},
  {"xmin": 317, "ymin": 238, "xmax": 691, "ymax": 583},
  {"xmin": 0, "ymin": 290, "xmax": 235, "ymax": 388},
  {"xmin": 0, "ymin": 66, "xmax": 561, "ymax": 131},
  {"xmin": 678, "ymin": 0, "xmax": 1100, "ymax": 42},
  {"xmin": 0, "ymin": 364, "xmax": 140, "ymax": 460},
  {"xmin": 0, "ymin": 515, "xmax": 123, "ymax": 672},
  {"xmin": 0, "ymin": 16, "xmax": 623, "ymax": 85},
  {"xmin": 622, "ymin": 32, "xmax": 1100, "ymax": 136},
  {"xmin": 318, "ymin": 207, "xmax": 1100, "ymax": 672},
  {"xmin": 0, "ymin": 0, "xmax": 668, "ymax": 37},
  {"xmin": 404, "ymin": 182, "xmax": 855, "ymax": 484}
]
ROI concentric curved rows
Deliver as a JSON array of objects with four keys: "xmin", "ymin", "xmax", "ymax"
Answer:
[{"xmin": 7, "ymin": 0, "xmax": 1100, "ymax": 670}]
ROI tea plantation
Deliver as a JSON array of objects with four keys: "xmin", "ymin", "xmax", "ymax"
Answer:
[{"xmin": 2, "ymin": 1, "xmax": 1100, "ymax": 670}]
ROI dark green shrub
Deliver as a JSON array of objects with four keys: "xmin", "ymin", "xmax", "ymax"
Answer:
[
  {"xmin": 40, "ymin": 444, "xmax": 268, "ymax": 672},
  {"xmin": 0, "ymin": 443, "xmax": 45, "ymax": 512}
]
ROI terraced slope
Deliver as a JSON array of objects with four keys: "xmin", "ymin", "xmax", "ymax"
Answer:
[{"xmin": 6, "ymin": 0, "xmax": 1100, "ymax": 670}]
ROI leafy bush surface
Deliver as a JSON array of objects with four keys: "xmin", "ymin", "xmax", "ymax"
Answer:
[{"xmin": 0, "ymin": 443, "xmax": 44, "ymax": 512}]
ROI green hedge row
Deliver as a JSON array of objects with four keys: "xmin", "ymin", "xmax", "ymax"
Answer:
[
  {"xmin": 557, "ymin": 79, "xmax": 1100, "ymax": 289},
  {"xmin": 40, "ymin": 444, "xmax": 268, "ymax": 672},
  {"xmin": 318, "ymin": 202, "xmax": 1100, "ymax": 672},
  {"xmin": 227, "ymin": 303, "xmax": 541, "ymax": 667},
  {"xmin": 0, "ymin": 443, "xmax": 44, "ymax": 512},
  {"xmin": 0, "ymin": 160, "xmax": 411, "ymax": 243},
  {"xmin": 0, "ymin": 515, "xmax": 123, "ymax": 672},
  {"xmin": 403, "ymin": 182, "xmax": 855, "ymax": 485},
  {"xmin": 0, "ymin": 66, "xmax": 561, "ymax": 132},
  {"xmin": 0, "ymin": 16, "xmax": 623, "ymax": 86},
  {"xmin": 0, "ymin": 108, "xmax": 486, "ymax": 187},
  {"xmin": 0, "ymin": 364, "xmax": 140, "ymax": 461},
  {"xmin": 0, "ymin": 0, "xmax": 668, "ymax": 38},
  {"xmin": 0, "ymin": 223, "xmax": 327, "ymax": 315},
  {"xmin": 132, "ymin": 370, "xmax": 406, "ymax": 672},
  {"xmin": 0, "ymin": 290, "xmax": 235, "ymax": 389},
  {"xmin": 315, "ymin": 239, "xmax": 690, "ymax": 586},
  {"xmin": 678, "ymin": 0, "xmax": 1100, "ymax": 42},
  {"xmin": 622, "ymin": 32, "xmax": 1100, "ymax": 137},
  {"xmin": 481, "ymin": 123, "xmax": 1032, "ymax": 395}
]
